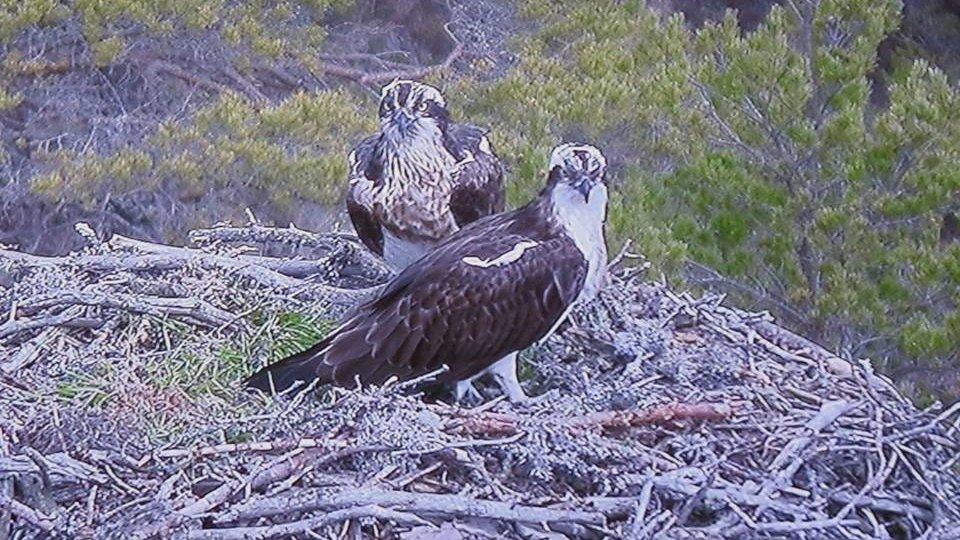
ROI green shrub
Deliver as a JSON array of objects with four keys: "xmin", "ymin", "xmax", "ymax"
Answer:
[
  {"xmin": 0, "ymin": 0, "xmax": 348, "ymax": 62},
  {"xmin": 32, "ymin": 89, "xmax": 376, "ymax": 210},
  {"xmin": 457, "ymin": 0, "xmax": 959, "ymax": 382}
]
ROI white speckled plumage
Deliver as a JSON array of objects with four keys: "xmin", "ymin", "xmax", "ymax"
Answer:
[{"xmin": 346, "ymin": 80, "xmax": 505, "ymax": 270}]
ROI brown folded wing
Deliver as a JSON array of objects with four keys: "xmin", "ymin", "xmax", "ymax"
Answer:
[
  {"xmin": 445, "ymin": 124, "xmax": 505, "ymax": 228},
  {"xmin": 345, "ymin": 135, "xmax": 384, "ymax": 256},
  {"xmin": 320, "ymin": 222, "xmax": 586, "ymax": 387}
]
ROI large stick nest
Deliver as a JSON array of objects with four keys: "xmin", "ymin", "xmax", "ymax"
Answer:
[{"xmin": 0, "ymin": 225, "xmax": 957, "ymax": 539}]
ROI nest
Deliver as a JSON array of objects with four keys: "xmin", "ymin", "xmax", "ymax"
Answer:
[{"xmin": 0, "ymin": 224, "xmax": 958, "ymax": 539}]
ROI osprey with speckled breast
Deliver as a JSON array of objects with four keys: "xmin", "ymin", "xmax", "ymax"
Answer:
[
  {"xmin": 246, "ymin": 144, "xmax": 609, "ymax": 402},
  {"xmin": 346, "ymin": 80, "xmax": 505, "ymax": 270}
]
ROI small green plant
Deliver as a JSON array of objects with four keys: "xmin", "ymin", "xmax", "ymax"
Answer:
[
  {"xmin": 269, "ymin": 311, "xmax": 336, "ymax": 361},
  {"xmin": 56, "ymin": 363, "xmax": 116, "ymax": 407}
]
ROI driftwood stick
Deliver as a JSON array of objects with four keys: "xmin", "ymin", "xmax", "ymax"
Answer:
[
  {"xmin": 130, "ymin": 445, "xmax": 385, "ymax": 540},
  {"xmin": 884, "ymin": 401, "xmax": 960, "ymax": 443},
  {"xmin": 0, "ymin": 495, "xmax": 56, "ymax": 533},
  {"xmin": 627, "ymin": 479, "xmax": 654, "ymax": 537},
  {"xmin": 446, "ymin": 402, "xmax": 734, "ymax": 437},
  {"xmin": 183, "ymin": 505, "xmax": 430, "ymax": 540},
  {"xmin": 108, "ymin": 234, "xmax": 375, "ymax": 303},
  {"xmin": 154, "ymin": 438, "xmax": 332, "ymax": 460},
  {"xmin": 755, "ymin": 517, "xmax": 862, "ymax": 534},
  {"xmin": 218, "ymin": 487, "xmax": 608, "ymax": 526},
  {"xmin": 1, "ymin": 247, "xmax": 335, "ymax": 281},
  {"xmin": 0, "ymin": 452, "xmax": 109, "ymax": 486},
  {"xmin": 108, "ymin": 235, "xmax": 306, "ymax": 290},
  {"xmin": 177, "ymin": 445, "xmax": 383, "ymax": 518},
  {"xmin": 759, "ymin": 400, "xmax": 856, "ymax": 499},
  {"xmin": 0, "ymin": 435, "xmax": 10, "ymax": 540},
  {"xmin": 0, "ymin": 329, "xmax": 56, "ymax": 373},
  {"xmin": 188, "ymin": 224, "xmax": 391, "ymax": 278},
  {"xmin": 827, "ymin": 491, "xmax": 933, "ymax": 521},
  {"xmin": 626, "ymin": 469, "xmax": 812, "ymax": 517},
  {"xmin": 19, "ymin": 290, "xmax": 234, "ymax": 328},
  {"xmin": 632, "ymin": 510, "xmax": 673, "ymax": 540},
  {"xmin": 0, "ymin": 309, "xmax": 101, "ymax": 341},
  {"xmin": 188, "ymin": 224, "xmax": 359, "ymax": 250},
  {"xmin": 2, "ymin": 230, "xmax": 385, "ymax": 310}
]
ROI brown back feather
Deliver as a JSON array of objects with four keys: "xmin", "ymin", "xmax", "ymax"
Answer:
[{"xmin": 245, "ymin": 204, "xmax": 586, "ymax": 393}]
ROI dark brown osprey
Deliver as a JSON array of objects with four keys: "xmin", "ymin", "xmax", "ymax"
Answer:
[
  {"xmin": 346, "ymin": 79, "xmax": 505, "ymax": 270},
  {"xmin": 247, "ymin": 144, "xmax": 608, "ymax": 401}
]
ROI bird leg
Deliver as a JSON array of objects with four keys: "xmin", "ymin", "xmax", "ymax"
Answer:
[
  {"xmin": 488, "ymin": 352, "xmax": 528, "ymax": 403},
  {"xmin": 454, "ymin": 378, "xmax": 483, "ymax": 404}
]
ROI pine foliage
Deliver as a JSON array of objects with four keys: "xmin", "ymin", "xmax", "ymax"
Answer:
[{"xmin": 455, "ymin": 0, "xmax": 959, "ymax": 392}]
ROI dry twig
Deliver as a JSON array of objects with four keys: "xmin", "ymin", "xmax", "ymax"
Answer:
[{"xmin": 1, "ymin": 225, "xmax": 956, "ymax": 539}]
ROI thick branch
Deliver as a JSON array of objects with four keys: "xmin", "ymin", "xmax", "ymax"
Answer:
[
  {"xmin": 183, "ymin": 505, "xmax": 427, "ymax": 540},
  {"xmin": 0, "ymin": 495, "xmax": 56, "ymax": 533},
  {"xmin": 176, "ymin": 445, "xmax": 384, "ymax": 518},
  {"xmin": 567, "ymin": 403, "xmax": 733, "ymax": 432},
  {"xmin": 446, "ymin": 402, "xmax": 734, "ymax": 437},
  {"xmin": 758, "ymin": 400, "xmax": 856, "ymax": 500},
  {"xmin": 218, "ymin": 487, "xmax": 607, "ymax": 527},
  {"xmin": 18, "ymin": 290, "xmax": 234, "ymax": 328},
  {"xmin": 0, "ymin": 310, "xmax": 102, "ymax": 341}
]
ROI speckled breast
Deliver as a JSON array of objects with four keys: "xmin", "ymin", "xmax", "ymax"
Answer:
[{"xmin": 375, "ymin": 171, "xmax": 458, "ymax": 245}]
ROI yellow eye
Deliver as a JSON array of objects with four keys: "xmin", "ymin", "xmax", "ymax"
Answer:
[{"xmin": 418, "ymin": 101, "xmax": 430, "ymax": 113}]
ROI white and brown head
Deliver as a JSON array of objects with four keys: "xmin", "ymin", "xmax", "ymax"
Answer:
[
  {"xmin": 378, "ymin": 80, "xmax": 449, "ymax": 144},
  {"xmin": 547, "ymin": 143, "xmax": 608, "ymax": 204},
  {"xmin": 541, "ymin": 143, "xmax": 609, "ymax": 252}
]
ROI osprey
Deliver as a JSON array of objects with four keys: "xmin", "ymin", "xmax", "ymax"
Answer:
[
  {"xmin": 346, "ymin": 79, "xmax": 505, "ymax": 270},
  {"xmin": 247, "ymin": 143, "xmax": 608, "ymax": 402}
]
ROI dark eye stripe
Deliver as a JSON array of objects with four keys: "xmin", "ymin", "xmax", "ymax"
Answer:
[
  {"xmin": 396, "ymin": 83, "xmax": 412, "ymax": 107},
  {"xmin": 379, "ymin": 84, "xmax": 447, "ymax": 119},
  {"xmin": 576, "ymin": 151, "xmax": 590, "ymax": 170}
]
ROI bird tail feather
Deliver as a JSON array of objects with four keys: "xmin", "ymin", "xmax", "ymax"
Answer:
[{"xmin": 244, "ymin": 336, "xmax": 335, "ymax": 394}]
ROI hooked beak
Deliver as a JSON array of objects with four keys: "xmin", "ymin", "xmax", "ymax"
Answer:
[
  {"xmin": 392, "ymin": 110, "xmax": 415, "ymax": 135},
  {"xmin": 574, "ymin": 174, "xmax": 593, "ymax": 202}
]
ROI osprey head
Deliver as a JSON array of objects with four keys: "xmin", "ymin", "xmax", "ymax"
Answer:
[
  {"xmin": 547, "ymin": 143, "xmax": 608, "ymax": 203},
  {"xmin": 378, "ymin": 80, "xmax": 448, "ymax": 141}
]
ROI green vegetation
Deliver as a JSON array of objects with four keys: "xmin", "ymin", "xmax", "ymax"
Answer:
[
  {"xmin": 0, "ymin": 0, "xmax": 348, "ymax": 61},
  {"xmin": 33, "ymin": 90, "xmax": 375, "ymax": 211},
  {"xmin": 147, "ymin": 311, "xmax": 334, "ymax": 400},
  {"xmin": 52, "ymin": 310, "xmax": 335, "ymax": 443},
  {"xmin": 455, "ymin": 0, "xmax": 959, "ymax": 396},
  {"xmin": 267, "ymin": 311, "xmax": 337, "ymax": 360}
]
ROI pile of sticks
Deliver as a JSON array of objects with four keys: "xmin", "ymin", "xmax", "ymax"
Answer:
[{"xmin": 0, "ymin": 224, "xmax": 957, "ymax": 539}]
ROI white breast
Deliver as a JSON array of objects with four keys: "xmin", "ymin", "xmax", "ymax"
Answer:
[
  {"xmin": 553, "ymin": 183, "xmax": 608, "ymax": 303},
  {"xmin": 534, "ymin": 183, "xmax": 608, "ymax": 347}
]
